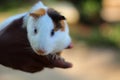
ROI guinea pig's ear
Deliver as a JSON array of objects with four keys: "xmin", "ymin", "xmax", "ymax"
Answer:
[{"xmin": 30, "ymin": 8, "xmax": 46, "ymax": 18}]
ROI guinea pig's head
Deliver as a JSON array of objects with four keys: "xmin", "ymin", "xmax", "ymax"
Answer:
[{"xmin": 26, "ymin": 2, "xmax": 72, "ymax": 55}]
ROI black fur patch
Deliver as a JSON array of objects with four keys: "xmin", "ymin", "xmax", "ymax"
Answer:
[
  {"xmin": 47, "ymin": 8, "xmax": 66, "ymax": 31},
  {"xmin": 47, "ymin": 8, "xmax": 66, "ymax": 22}
]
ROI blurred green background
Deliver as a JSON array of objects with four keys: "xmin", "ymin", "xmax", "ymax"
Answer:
[{"xmin": 0, "ymin": 0, "xmax": 120, "ymax": 80}]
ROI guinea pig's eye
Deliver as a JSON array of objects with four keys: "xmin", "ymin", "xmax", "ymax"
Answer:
[
  {"xmin": 34, "ymin": 28, "xmax": 37, "ymax": 34},
  {"xmin": 51, "ymin": 29, "xmax": 55, "ymax": 37}
]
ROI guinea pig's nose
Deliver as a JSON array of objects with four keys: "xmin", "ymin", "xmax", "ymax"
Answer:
[{"xmin": 66, "ymin": 43, "xmax": 73, "ymax": 49}]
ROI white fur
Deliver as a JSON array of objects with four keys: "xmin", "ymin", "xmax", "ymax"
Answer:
[
  {"xmin": 26, "ymin": 1, "xmax": 71, "ymax": 55},
  {"xmin": 0, "ymin": 13, "xmax": 27, "ymax": 31}
]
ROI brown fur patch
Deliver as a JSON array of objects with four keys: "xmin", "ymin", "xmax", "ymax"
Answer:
[
  {"xmin": 60, "ymin": 20, "xmax": 65, "ymax": 31},
  {"xmin": 53, "ymin": 20, "xmax": 65, "ymax": 32},
  {"xmin": 36, "ymin": 49, "xmax": 45, "ymax": 55},
  {"xmin": 56, "ymin": 52, "xmax": 62, "ymax": 56},
  {"xmin": 30, "ymin": 8, "xmax": 46, "ymax": 18}
]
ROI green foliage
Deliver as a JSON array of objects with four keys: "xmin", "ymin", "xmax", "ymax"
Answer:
[
  {"xmin": 82, "ymin": 1, "xmax": 100, "ymax": 18},
  {"xmin": 71, "ymin": 0, "xmax": 102, "ymax": 25},
  {"xmin": 0, "ymin": 0, "xmax": 37, "ymax": 11},
  {"xmin": 71, "ymin": 25, "xmax": 120, "ymax": 49},
  {"xmin": 104, "ymin": 24, "xmax": 120, "ymax": 47}
]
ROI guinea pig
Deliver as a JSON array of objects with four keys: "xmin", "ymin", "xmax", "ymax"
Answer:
[
  {"xmin": 25, "ymin": 1, "xmax": 72, "ymax": 55},
  {"xmin": 0, "ymin": 1, "xmax": 73, "ymax": 72}
]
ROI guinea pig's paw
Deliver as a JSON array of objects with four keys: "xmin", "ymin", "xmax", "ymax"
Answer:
[{"xmin": 48, "ymin": 54, "xmax": 72, "ymax": 68}]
